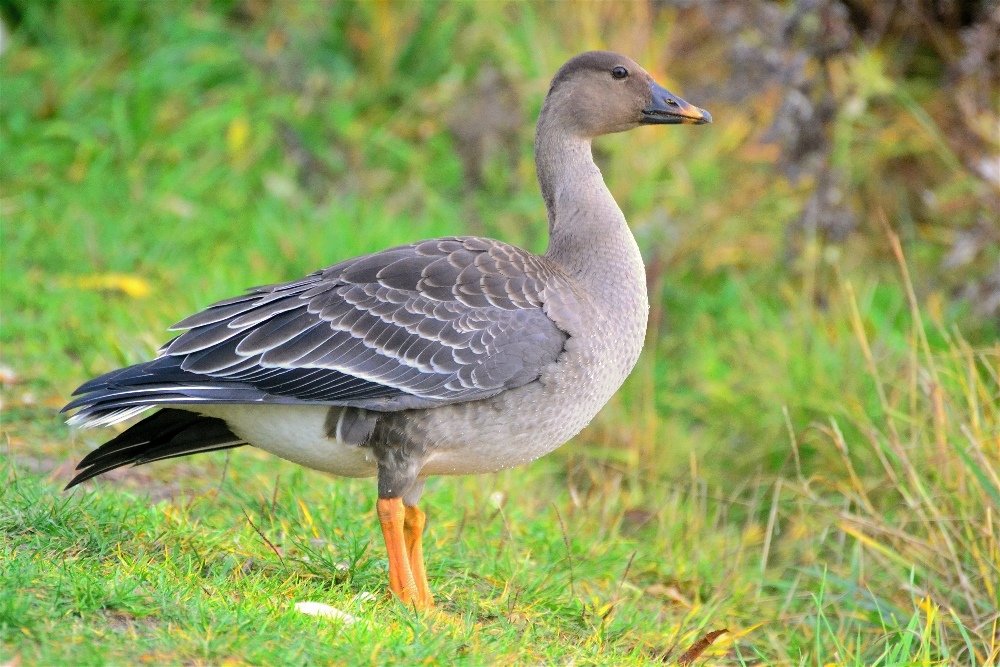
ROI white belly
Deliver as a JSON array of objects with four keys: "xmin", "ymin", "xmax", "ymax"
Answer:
[{"xmin": 191, "ymin": 404, "xmax": 378, "ymax": 477}]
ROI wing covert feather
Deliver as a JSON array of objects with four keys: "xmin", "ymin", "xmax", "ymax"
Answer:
[{"xmin": 145, "ymin": 237, "xmax": 571, "ymax": 410}]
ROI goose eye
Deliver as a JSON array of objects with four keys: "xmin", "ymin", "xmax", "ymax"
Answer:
[{"xmin": 611, "ymin": 66, "xmax": 629, "ymax": 80}]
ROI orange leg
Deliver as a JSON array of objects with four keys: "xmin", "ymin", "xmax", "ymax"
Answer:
[
  {"xmin": 404, "ymin": 504, "xmax": 433, "ymax": 608},
  {"xmin": 376, "ymin": 498, "xmax": 419, "ymax": 605}
]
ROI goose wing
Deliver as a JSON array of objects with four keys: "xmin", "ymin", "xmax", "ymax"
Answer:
[{"xmin": 66, "ymin": 237, "xmax": 571, "ymax": 424}]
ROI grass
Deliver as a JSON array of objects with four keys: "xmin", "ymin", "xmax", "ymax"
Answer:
[{"xmin": 2, "ymin": 2, "xmax": 998, "ymax": 665}]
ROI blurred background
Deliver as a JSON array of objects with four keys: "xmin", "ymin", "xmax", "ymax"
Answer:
[{"xmin": 2, "ymin": 0, "xmax": 998, "ymax": 664}]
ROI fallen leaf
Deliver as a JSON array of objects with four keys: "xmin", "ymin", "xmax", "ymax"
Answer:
[
  {"xmin": 68, "ymin": 273, "xmax": 152, "ymax": 298},
  {"xmin": 677, "ymin": 629, "xmax": 728, "ymax": 665},
  {"xmin": 227, "ymin": 117, "xmax": 251, "ymax": 155},
  {"xmin": 644, "ymin": 582, "xmax": 692, "ymax": 608}
]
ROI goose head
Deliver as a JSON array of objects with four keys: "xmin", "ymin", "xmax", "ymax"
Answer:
[{"xmin": 542, "ymin": 50, "xmax": 711, "ymax": 137}]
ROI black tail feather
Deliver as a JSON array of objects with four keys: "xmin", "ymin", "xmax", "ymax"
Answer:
[{"xmin": 66, "ymin": 409, "xmax": 245, "ymax": 489}]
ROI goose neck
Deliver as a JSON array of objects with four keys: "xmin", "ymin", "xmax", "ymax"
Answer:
[{"xmin": 535, "ymin": 120, "xmax": 644, "ymax": 303}]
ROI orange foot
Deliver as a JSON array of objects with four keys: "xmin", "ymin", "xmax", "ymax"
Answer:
[{"xmin": 377, "ymin": 497, "xmax": 434, "ymax": 609}]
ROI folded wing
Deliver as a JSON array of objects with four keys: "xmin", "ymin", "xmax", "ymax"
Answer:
[{"xmin": 66, "ymin": 237, "xmax": 570, "ymax": 425}]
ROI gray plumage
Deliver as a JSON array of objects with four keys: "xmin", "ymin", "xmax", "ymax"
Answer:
[
  {"xmin": 66, "ymin": 237, "xmax": 569, "ymax": 419},
  {"xmin": 65, "ymin": 51, "xmax": 711, "ymax": 504}
]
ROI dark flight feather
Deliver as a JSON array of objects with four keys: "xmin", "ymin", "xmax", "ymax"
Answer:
[
  {"xmin": 66, "ymin": 237, "xmax": 570, "ymax": 426},
  {"xmin": 65, "ymin": 409, "xmax": 245, "ymax": 488}
]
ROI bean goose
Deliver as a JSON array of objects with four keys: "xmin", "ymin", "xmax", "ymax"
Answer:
[{"xmin": 64, "ymin": 51, "xmax": 711, "ymax": 608}]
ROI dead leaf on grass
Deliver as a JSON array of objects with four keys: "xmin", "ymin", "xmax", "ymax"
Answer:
[
  {"xmin": 64, "ymin": 273, "xmax": 152, "ymax": 298},
  {"xmin": 676, "ymin": 629, "xmax": 728, "ymax": 665}
]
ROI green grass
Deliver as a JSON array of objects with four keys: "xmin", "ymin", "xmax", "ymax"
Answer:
[{"xmin": 2, "ymin": 2, "xmax": 998, "ymax": 665}]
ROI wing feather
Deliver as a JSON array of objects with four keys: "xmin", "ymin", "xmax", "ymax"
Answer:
[{"xmin": 67, "ymin": 237, "xmax": 572, "ymax": 424}]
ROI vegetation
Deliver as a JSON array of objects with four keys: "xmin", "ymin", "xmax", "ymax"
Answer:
[{"xmin": 2, "ymin": 1, "xmax": 997, "ymax": 664}]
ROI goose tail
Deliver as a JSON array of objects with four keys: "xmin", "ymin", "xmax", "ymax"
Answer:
[{"xmin": 65, "ymin": 408, "xmax": 245, "ymax": 489}]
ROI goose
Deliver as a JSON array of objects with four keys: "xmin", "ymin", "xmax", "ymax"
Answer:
[{"xmin": 64, "ymin": 51, "xmax": 711, "ymax": 609}]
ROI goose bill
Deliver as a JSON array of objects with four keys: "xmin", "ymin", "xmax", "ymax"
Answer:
[{"xmin": 641, "ymin": 81, "xmax": 712, "ymax": 125}]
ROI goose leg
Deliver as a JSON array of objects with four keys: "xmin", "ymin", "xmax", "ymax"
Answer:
[
  {"xmin": 376, "ymin": 497, "xmax": 420, "ymax": 606},
  {"xmin": 403, "ymin": 504, "xmax": 433, "ymax": 607}
]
